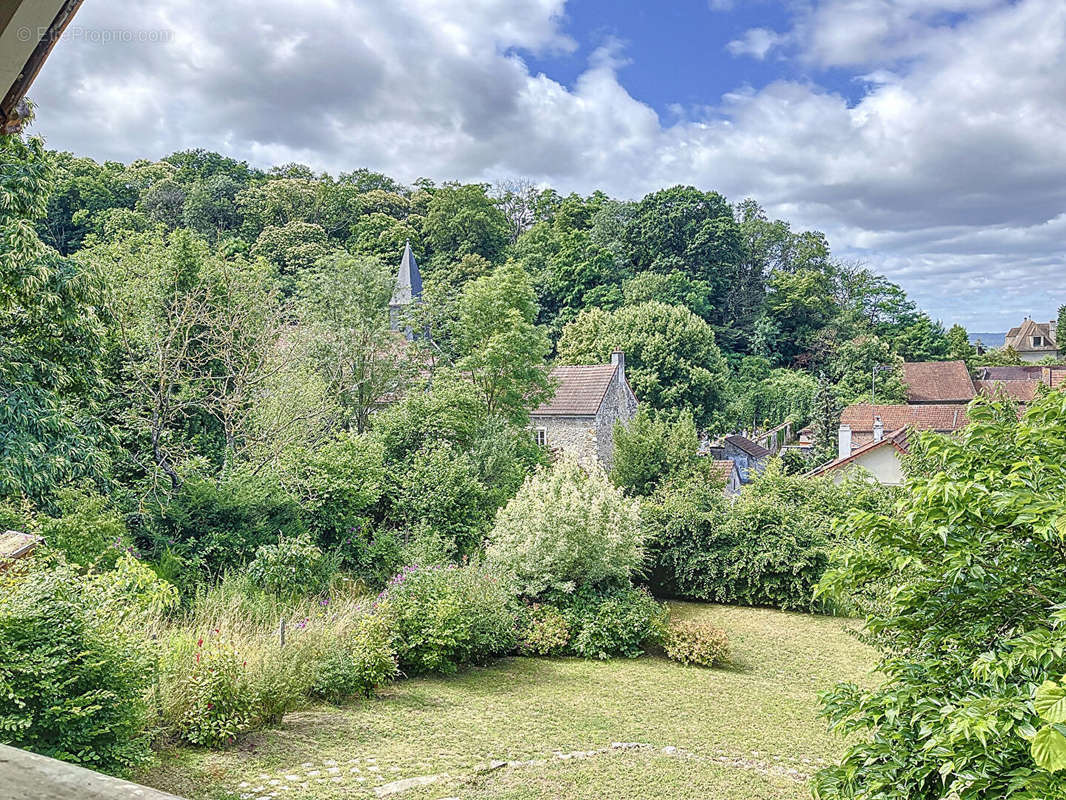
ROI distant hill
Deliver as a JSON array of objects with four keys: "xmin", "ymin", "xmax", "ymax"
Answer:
[{"xmin": 969, "ymin": 332, "xmax": 1005, "ymax": 347}]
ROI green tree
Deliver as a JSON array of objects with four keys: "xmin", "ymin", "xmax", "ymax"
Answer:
[
  {"xmin": 831, "ymin": 335, "xmax": 906, "ymax": 405},
  {"xmin": 0, "ymin": 133, "xmax": 109, "ymax": 503},
  {"xmin": 250, "ymin": 221, "xmax": 331, "ymax": 293},
  {"xmin": 946, "ymin": 323, "xmax": 976, "ymax": 361},
  {"xmin": 610, "ymin": 409, "xmax": 700, "ymax": 496},
  {"xmin": 814, "ymin": 392, "xmax": 1066, "ymax": 799},
  {"xmin": 423, "ymin": 182, "xmax": 509, "ymax": 265},
  {"xmin": 557, "ymin": 302, "xmax": 730, "ymax": 427},
  {"xmin": 296, "ymin": 253, "xmax": 413, "ymax": 433},
  {"xmin": 454, "ymin": 261, "xmax": 552, "ymax": 423}
]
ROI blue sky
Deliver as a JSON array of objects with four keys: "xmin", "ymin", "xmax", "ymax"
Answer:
[{"xmin": 26, "ymin": 0, "xmax": 1066, "ymax": 332}]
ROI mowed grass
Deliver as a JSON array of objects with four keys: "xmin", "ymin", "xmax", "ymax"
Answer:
[{"xmin": 141, "ymin": 603, "xmax": 877, "ymax": 800}]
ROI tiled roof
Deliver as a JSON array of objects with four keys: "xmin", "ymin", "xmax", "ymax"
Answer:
[
  {"xmin": 809, "ymin": 427, "xmax": 910, "ymax": 477},
  {"xmin": 901, "ymin": 360, "xmax": 974, "ymax": 403},
  {"xmin": 1048, "ymin": 367, "xmax": 1066, "ymax": 389},
  {"xmin": 724, "ymin": 434, "xmax": 771, "ymax": 458},
  {"xmin": 977, "ymin": 366, "xmax": 1043, "ymax": 381},
  {"xmin": 532, "ymin": 364, "xmax": 617, "ymax": 417},
  {"xmin": 0, "ymin": 530, "xmax": 40, "ymax": 563},
  {"xmin": 1005, "ymin": 319, "xmax": 1058, "ymax": 353},
  {"xmin": 975, "ymin": 379, "xmax": 1040, "ymax": 403},
  {"xmin": 710, "ymin": 460, "xmax": 737, "ymax": 483},
  {"xmin": 840, "ymin": 404, "xmax": 969, "ymax": 432}
]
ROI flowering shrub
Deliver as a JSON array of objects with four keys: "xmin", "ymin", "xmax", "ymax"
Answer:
[
  {"xmin": 162, "ymin": 635, "xmax": 256, "ymax": 748},
  {"xmin": 518, "ymin": 604, "xmax": 570, "ymax": 656},
  {"xmin": 377, "ymin": 564, "xmax": 517, "ymax": 675},
  {"xmin": 311, "ymin": 614, "xmax": 398, "ymax": 701},
  {"xmin": 663, "ymin": 619, "xmax": 729, "ymax": 667},
  {"xmin": 246, "ymin": 533, "xmax": 333, "ymax": 597},
  {"xmin": 562, "ymin": 584, "xmax": 667, "ymax": 660},
  {"xmin": 487, "ymin": 458, "xmax": 644, "ymax": 598}
]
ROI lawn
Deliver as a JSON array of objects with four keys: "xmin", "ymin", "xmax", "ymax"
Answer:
[{"xmin": 141, "ymin": 603, "xmax": 877, "ymax": 800}]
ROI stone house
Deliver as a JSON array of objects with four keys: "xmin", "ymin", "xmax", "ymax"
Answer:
[
  {"xmin": 530, "ymin": 352, "xmax": 638, "ymax": 470},
  {"xmin": 709, "ymin": 435, "xmax": 771, "ymax": 483},
  {"xmin": 710, "ymin": 459, "xmax": 743, "ymax": 497}
]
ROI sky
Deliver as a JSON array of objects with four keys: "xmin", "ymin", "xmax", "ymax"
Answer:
[{"xmin": 25, "ymin": 0, "xmax": 1066, "ymax": 332}]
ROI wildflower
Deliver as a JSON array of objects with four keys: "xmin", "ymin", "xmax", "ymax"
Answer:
[{"xmin": 197, "ymin": 638, "xmax": 203, "ymax": 647}]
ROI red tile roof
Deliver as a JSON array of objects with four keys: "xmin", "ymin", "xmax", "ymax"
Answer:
[
  {"xmin": 840, "ymin": 404, "xmax": 969, "ymax": 432},
  {"xmin": 975, "ymin": 379, "xmax": 1040, "ymax": 403},
  {"xmin": 533, "ymin": 364, "xmax": 618, "ymax": 417},
  {"xmin": 809, "ymin": 427, "xmax": 910, "ymax": 477},
  {"xmin": 901, "ymin": 360, "xmax": 974, "ymax": 403},
  {"xmin": 710, "ymin": 460, "xmax": 737, "ymax": 483}
]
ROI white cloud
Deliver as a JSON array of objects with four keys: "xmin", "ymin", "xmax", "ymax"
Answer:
[
  {"xmin": 726, "ymin": 28, "xmax": 787, "ymax": 60},
  {"xmin": 25, "ymin": 0, "xmax": 1066, "ymax": 330}
]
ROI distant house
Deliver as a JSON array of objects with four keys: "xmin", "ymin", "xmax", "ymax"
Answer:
[
  {"xmin": 709, "ymin": 435, "xmax": 771, "ymax": 484},
  {"xmin": 710, "ymin": 459, "xmax": 743, "ymax": 497},
  {"xmin": 810, "ymin": 403, "xmax": 970, "ymax": 486},
  {"xmin": 1004, "ymin": 318, "xmax": 1061, "ymax": 362},
  {"xmin": 838, "ymin": 404, "xmax": 969, "ymax": 451},
  {"xmin": 808, "ymin": 427, "xmax": 911, "ymax": 486},
  {"xmin": 530, "ymin": 351, "xmax": 638, "ymax": 470},
  {"xmin": 901, "ymin": 360, "xmax": 974, "ymax": 404}
]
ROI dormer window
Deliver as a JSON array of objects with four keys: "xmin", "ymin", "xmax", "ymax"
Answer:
[{"xmin": 1033, "ymin": 336, "xmax": 1044, "ymax": 347}]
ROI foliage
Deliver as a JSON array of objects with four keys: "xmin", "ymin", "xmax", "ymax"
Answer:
[
  {"xmin": 147, "ymin": 472, "xmax": 305, "ymax": 582},
  {"xmin": 454, "ymin": 260, "xmax": 552, "ymax": 424},
  {"xmin": 310, "ymin": 614, "xmax": 398, "ymax": 702},
  {"xmin": 0, "ymin": 564, "xmax": 157, "ymax": 773},
  {"xmin": 560, "ymin": 583, "xmax": 667, "ymax": 660},
  {"xmin": 246, "ymin": 533, "xmax": 333, "ymax": 597},
  {"xmin": 813, "ymin": 393, "xmax": 1066, "ymax": 800},
  {"xmin": 377, "ymin": 564, "xmax": 518, "ymax": 675},
  {"xmin": 488, "ymin": 458, "xmax": 644, "ymax": 598},
  {"xmin": 663, "ymin": 619, "xmax": 730, "ymax": 667},
  {"xmin": 518, "ymin": 603, "xmax": 571, "ymax": 656},
  {"xmin": 645, "ymin": 466, "xmax": 892, "ymax": 611},
  {"xmin": 423, "ymin": 182, "xmax": 509, "ymax": 264},
  {"xmin": 610, "ymin": 409, "xmax": 701, "ymax": 496},
  {"xmin": 557, "ymin": 302, "xmax": 729, "ymax": 426},
  {"xmin": 1, "ymin": 133, "xmax": 109, "ymax": 503},
  {"xmin": 36, "ymin": 487, "xmax": 131, "ymax": 570}
]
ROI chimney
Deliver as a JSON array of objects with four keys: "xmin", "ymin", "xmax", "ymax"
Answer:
[
  {"xmin": 838, "ymin": 424, "xmax": 852, "ymax": 460},
  {"xmin": 873, "ymin": 415, "xmax": 884, "ymax": 443},
  {"xmin": 611, "ymin": 350, "xmax": 625, "ymax": 377}
]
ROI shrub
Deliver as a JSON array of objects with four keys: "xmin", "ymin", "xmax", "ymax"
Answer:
[
  {"xmin": 310, "ymin": 615, "xmax": 398, "ymax": 702},
  {"xmin": 561, "ymin": 584, "xmax": 667, "ymax": 660},
  {"xmin": 0, "ymin": 564, "xmax": 156, "ymax": 773},
  {"xmin": 645, "ymin": 467, "xmax": 893, "ymax": 611},
  {"xmin": 147, "ymin": 473, "xmax": 305, "ymax": 580},
  {"xmin": 518, "ymin": 604, "xmax": 570, "ymax": 656},
  {"xmin": 663, "ymin": 620, "xmax": 729, "ymax": 667},
  {"xmin": 247, "ymin": 533, "xmax": 334, "ymax": 597},
  {"xmin": 487, "ymin": 458, "xmax": 644, "ymax": 598},
  {"xmin": 377, "ymin": 564, "xmax": 517, "ymax": 675},
  {"xmin": 39, "ymin": 487, "xmax": 132, "ymax": 570},
  {"xmin": 162, "ymin": 636, "xmax": 256, "ymax": 748}
]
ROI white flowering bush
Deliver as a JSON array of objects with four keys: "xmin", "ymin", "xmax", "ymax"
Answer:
[{"xmin": 486, "ymin": 457, "xmax": 644, "ymax": 598}]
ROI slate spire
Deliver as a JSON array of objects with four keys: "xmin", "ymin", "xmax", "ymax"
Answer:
[{"xmin": 390, "ymin": 240, "xmax": 423, "ymax": 337}]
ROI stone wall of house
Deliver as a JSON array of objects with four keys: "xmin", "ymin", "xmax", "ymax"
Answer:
[
  {"xmin": 593, "ymin": 370, "xmax": 638, "ymax": 469},
  {"xmin": 536, "ymin": 415, "xmax": 599, "ymax": 467}
]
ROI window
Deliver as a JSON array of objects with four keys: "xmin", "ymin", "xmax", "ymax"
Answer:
[
  {"xmin": 534, "ymin": 427, "xmax": 548, "ymax": 448},
  {"xmin": 1034, "ymin": 336, "xmax": 1045, "ymax": 347}
]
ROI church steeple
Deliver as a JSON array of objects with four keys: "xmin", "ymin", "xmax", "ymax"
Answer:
[{"xmin": 390, "ymin": 240, "xmax": 422, "ymax": 338}]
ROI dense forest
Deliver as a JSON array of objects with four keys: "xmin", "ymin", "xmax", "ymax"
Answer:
[{"xmin": 3, "ymin": 129, "xmax": 979, "ymax": 583}]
